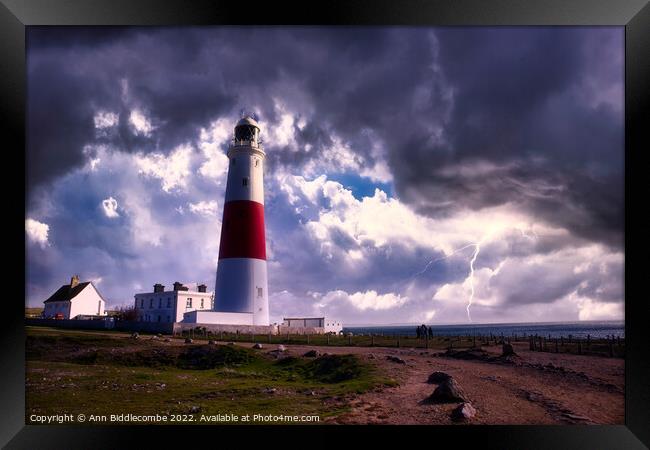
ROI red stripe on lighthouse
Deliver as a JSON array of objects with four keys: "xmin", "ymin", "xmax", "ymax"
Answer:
[{"xmin": 218, "ymin": 200, "xmax": 266, "ymax": 260}]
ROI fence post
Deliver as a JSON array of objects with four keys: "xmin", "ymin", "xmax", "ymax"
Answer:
[
  {"xmin": 348, "ymin": 334, "xmax": 352, "ymax": 346},
  {"xmin": 397, "ymin": 336, "xmax": 400, "ymax": 348},
  {"xmin": 371, "ymin": 335, "xmax": 374, "ymax": 347},
  {"xmin": 327, "ymin": 334, "xmax": 330, "ymax": 346},
  {"xmin": 578, "ymin": 341, "xmax": 582, "ymax": 355},
  {"xmin": 609, "ymin": 338, "xmax": 614, "ymax": 357},
  {"xmin": 307, "ymin": 334, "xmax": 310, "ymax": 345}
]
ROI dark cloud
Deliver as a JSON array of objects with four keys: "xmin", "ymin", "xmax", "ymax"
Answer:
[{"xmin": 28, "ymin": 28, "xmax": 623, "ymax": 250}]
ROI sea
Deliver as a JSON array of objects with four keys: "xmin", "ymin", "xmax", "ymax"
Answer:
[{"xmin": 343, "ymin": 320, "xmax": 624, "ymax": 339}]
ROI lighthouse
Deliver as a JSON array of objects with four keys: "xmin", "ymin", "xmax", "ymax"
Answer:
[{"xmin": 213, "ymin": 116, "xmax": 269, "ymax": 326}]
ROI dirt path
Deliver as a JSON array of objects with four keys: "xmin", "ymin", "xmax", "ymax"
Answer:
[{"xmin": 239, "ymin": 341, "xmax": 624, "ymax": 425}]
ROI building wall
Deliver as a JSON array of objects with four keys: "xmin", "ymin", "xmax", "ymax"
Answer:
[
  {"xmin": 68, "ymin": 284, "xmax": 106, "ymax": 318},
  {"xmin": 183, "ymin": 310, "xmax": 254, "ymax": 325},
  {"xmin": 134, "ymin": 290, "xmax": 214, "ymax": 323},
  {"xmin": 43, "ymin": 301, "xmax": 71, "ymax": 319},
  {"xmin": 324, "ymin": 319, "xmax": 343, "ymax": 334}
]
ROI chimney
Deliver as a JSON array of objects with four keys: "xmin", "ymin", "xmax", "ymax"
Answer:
[
  {"xmin": 198, "ymin": 284, "xmax": 207, "ymax": 293},
  {"xmin": 173, "ymin": 281, "xmax": 183, "ymax": 291},
  {"xmin": 153, "ymin": 283, "xmax": 165, "ymax": 293},
  {"xmin": 70, "ymin": 275, "xmax": 80, "ymax": 288}
]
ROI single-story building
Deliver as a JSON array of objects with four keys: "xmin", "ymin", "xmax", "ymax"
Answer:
[
  {"xmin": 282, "ymin": 317, "xmax": 343, "ymax": 334},
  {"xmin": 43, "ymin": 275, "xmax": 107, "ymax": 319}
]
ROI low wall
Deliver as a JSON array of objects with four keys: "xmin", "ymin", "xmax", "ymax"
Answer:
[
  {"xmin": 25, "ymin": 318, "xmax": 114, "ymax": 330},
  {"xmin": 26, "ymin": 318, "xmax": 327, "ymax": 336},
  {"xmin": 115, "ymin": 321, "xmax": 175, "ymax": 334},
  {"xmin": 174, "ymin": 323, "xmax": 327, "ymax": 335}
]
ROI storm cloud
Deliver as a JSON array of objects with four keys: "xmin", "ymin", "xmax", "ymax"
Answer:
[{"xmin": 25, "ymin": 27, "xmax": 624, "ymax": 324}]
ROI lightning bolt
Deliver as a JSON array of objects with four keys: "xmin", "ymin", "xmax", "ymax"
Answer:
[
  {"xmin": 466, "ymin": 239, "xmax": 482, "ymax": 322},
  {"xmin": 411, "ymin": 223, "xmax": 538, "ymax": 323}
]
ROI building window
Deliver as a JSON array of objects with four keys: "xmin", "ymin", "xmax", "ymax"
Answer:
[
  {"xmin": 149, "ymin": 298, "xmax": 153, "ymax": 308},
  {"xmin": 200, "ymin": 298, "xmax": 204, "ymax": 308},
  {"xmin": 140, "ymin": 299, "xmax": 144, "ymax": 308},
  {"xmin": 167, "ymin": 298, "xmax": 171, "ymax": 308},
  {"xmin": 157, "ymin": 315, "xmax": 161, "ymax": 322},
  {"xmin": 158, "ymin": 298, "xmax": 162, "ymax": 308},
  {"xmin": 242, "ymin": 177, "xmax": 248, "ymax": 187},
  {"xmin": 186, "ymin": 298, "xmax": 192, "ymax": 308},
  {"xmin": 257, "ymin": 287, "xmax": 263, "ymax": 298},
  {"xmin": 167, "ymin": 316, "xmax": 171, "ymax": 322}
]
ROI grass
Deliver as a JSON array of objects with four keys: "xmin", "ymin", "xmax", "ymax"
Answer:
[{"xmin": 25, "ymin": 327, "xmax": 395, "ymax": 424}]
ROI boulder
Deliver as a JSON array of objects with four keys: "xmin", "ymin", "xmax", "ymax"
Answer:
[
  {"xmin": 184, "ymin": 338, "xmax": 193, "ymax": 344},
  {"xmin": 303, "ymin": 349, "xmax": 320, "ymax": 357},
  {"xmin": 277, "ymin": 345, "xmax": 287, "ymax": 352},
  {"xmin": 163, "ymin": 338, "xmax": 171, "ymax": 342},
  {"xmin": 451, "ymin": 402, "xmax": 476, "ymax": 421},
  {"xmin": 252, "ymin": 343, "xmax": 263, "ymax": 349},
  {"xmin": 208, "ymin": 340, "xmax": 216, "ymax": 345},
  {"xmin": 189, "ymin": 406, "xmax": 201, "ymax": 414},
  {"xmin": 131, "ymin": 332, "xmax": 139, "ymax": 339},
  {"xmin": 386, "ymin": 355, "xmax": 406, "ymax": 364},
  {"xmin": 502, "ymin": 343, "xmax": 516, "ymax": 357},
  {"xmin": 265, "ymin": 388, "xmax": 277, "ymax": 394},
  {"xmin": 427, "ymin": 371, "xmax": 452, "ymax": 384},
  {"xmin": 424, "ymin": 378, "xmax": 468, "ymax": 403}
]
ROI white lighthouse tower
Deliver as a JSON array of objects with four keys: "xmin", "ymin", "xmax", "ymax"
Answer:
[{"xmin": 213, "ymin": 116, "xmax": 269, "ymax": 326}]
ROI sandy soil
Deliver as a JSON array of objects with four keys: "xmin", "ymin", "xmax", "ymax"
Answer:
[{"xmin": 233, "ymin": 341, "xmax": 624, "ymax": 425}]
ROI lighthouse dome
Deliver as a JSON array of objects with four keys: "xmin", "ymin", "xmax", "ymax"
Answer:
[{"xmin": 236, "ymin": 116, "xmax": 260, "ymax": 130}]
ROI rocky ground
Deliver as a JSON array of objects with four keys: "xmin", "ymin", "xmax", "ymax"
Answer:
[{"xmin": 245, "ymin": 341, "xmax": 624, "ymax": 425}]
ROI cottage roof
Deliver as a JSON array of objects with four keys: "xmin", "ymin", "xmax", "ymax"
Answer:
[{"xmin": 43, "ymin": 282, "xmax": 91, "ymax": 303}]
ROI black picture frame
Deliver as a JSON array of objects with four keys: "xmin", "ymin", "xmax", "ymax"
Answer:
[{"xmin": 3, "ymin": 0, "xmax": 648, "ymax": 448}]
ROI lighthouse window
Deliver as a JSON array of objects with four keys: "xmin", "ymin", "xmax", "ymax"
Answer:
[
  {"xmin": 257, "ymin": 287, "xmax": 263, "ymax": 298},
  {"xmin": 255, "ymin": 159, "xmax": 259, "ymax": 167},
  {"xmin": 243, "ymin": 177, "xmax": 249, "ymax": 187}
]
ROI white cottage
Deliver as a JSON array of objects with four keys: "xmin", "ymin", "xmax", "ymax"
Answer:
[{"xmin": 43, "ymin": 275, "xmax": 107, "ymax": 319}]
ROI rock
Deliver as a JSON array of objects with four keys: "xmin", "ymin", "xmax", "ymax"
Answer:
[
  {"xmin": 386, "ymin": 355, "xmax": 406, "ymax": 364},
  {"xmin": 150, "ymin": 335, "xmax": 158, "ymax": 340},
  {"xmin": 424, "ymin": 378, "xmax": 468, "ymax": 403},
  {"xmin": 252, "ymin": 343, "xmax": 263, "ymax": 349},
  {"xmin": 303, "ymin": 349, "xmax": 320, "ymax": 357},
  {"xmin": 163, "ymin": 338, "xmax": 171, "ymax": 342},
  {"xmin": 451, "ymin": 402, "xmax": 476, "ymax": 421},
  {"xmin": 189, "ymin": 406, "xmax": 201, "ymax": 413},
  {"xmin": 184, "ymin": 338, "xmax": 193, "ymax": 344},
  {"xmin": 427, "ymin": 371, "xmax": 452, "ymax": 384},
  {"xmin": 131, "ymin": 332, "xmax": 139, "ymax": 339},
  {"xmin": 157, "ymin": 333, "xmax": 163, "ymax": 338},
  {"xmin": 367, "ymin": 353, "xmax": 375, "ymax": 359},
  {"xmin": 208, "ymin": 340, "xmax": 216, "ymax": 345},
  {"xmin": 265, "ymin": 388, "xmax": 277, "ymax": 394},
  {"xmin": 502, "ymin": 343, "xmax": 516, "ymax": 356},
  {"xmin": 277, "ymin": 345, "xmax": 287, "ymax": 352},
  {"xmin": 227, "ymin": 342, "xmax": 235, "ymax": 346}
]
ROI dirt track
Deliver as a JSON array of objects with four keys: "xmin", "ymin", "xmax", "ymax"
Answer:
[{"xmin": 246, "ymin": 341, "xmax": 624, "ymax": 425}]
